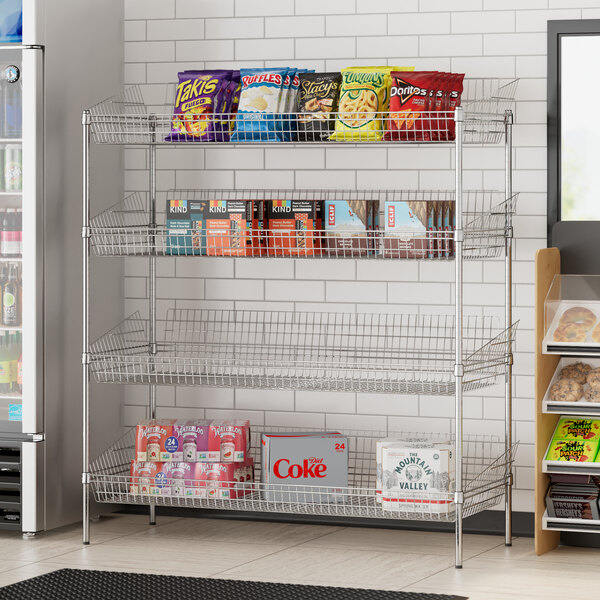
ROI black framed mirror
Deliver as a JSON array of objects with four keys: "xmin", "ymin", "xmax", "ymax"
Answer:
[{"xmin": 548, "ymin": 20, "xmax": 600, "ymax": 272}]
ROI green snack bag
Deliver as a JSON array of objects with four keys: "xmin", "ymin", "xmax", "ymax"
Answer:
[
  {"xmin": 552, "ymin": 416, "xmax": 600, "ymax": 441},
  {"xmin": 546, "ymin": 438, "xmax": 600, "ymax": 462}
]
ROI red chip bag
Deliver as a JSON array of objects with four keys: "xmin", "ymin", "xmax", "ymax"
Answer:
[
  {"xmin": 431, "ymin": 72, "xmax": 451, "ymax": 141},
  {"xmin": 444, "ymin": 73, "xmax": 465, "ymax": 141},
  {"xmin": 385, "ymin": 71, "xmax": 438, "ymax": 142}
]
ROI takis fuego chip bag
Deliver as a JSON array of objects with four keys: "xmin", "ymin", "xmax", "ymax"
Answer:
[
  {"xmin": 231, "ymin": 67, "xmax": 289, "ymax": 142},
  {"xmin": 167, "ymin": 70, "xmax": 232, "ymax": 142},
  {"xmin": 330, "ymin": 66, "xmax": 413, "ymax": 142},
  {"xmin": 384, "ymin": 71, "xmax": 438, "ymax": 142}
]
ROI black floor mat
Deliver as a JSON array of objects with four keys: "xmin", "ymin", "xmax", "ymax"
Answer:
[{"xmin": 0, "ymin": 568, "xmax": 467, "ymax": 600}]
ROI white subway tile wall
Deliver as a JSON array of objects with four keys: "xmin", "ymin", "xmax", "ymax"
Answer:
[{"xmin": 120, "ymin": 1, "xmax": 581, "ymax": 513}]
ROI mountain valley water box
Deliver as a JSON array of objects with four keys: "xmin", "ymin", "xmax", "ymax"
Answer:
[
  {"xmin": 381, "ymin": 443, "xmax": 455, "ymax": 515},
  {"xmin": 207, "ymin": 420, "xmax": 250, "ymax": 462},
  {"xmin": 375, "ymin": 437, "xmax": 433, "ymax": 503},
  {"xmin": 135, "ymin": 419, "xmax": 183, "ymax": 462},
  {"xmin": 261, "ymin": 432, "xmax": 348, "ymax": 503}
]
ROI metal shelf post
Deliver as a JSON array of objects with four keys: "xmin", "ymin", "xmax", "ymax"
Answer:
[
  {"xmin": 82, "ymin": 110, "xmax": 91, "ymax": 545},
  {"xmin": 148, "ymin": 116, "xmax": 157, "ymax": 526},
  {"xmin": 504, "ymin": 109, "xmax": 514, "ymax": 546},
  {"xmin": 454, "ymin": 106, "xmax": 464, "ymax": 569}
]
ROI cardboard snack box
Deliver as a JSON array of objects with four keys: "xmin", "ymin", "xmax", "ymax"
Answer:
[
  {"xmin": 322, "ymin": 200, "xmax": 375, "ymax": 257},
  {"xmin": 545, "ymin": 438, "xmax": 600, "ymax": 462},
  {"xmin": 266, "ymin": 200, "xmax": 316, "ymax": 256},
  {"xmin": 552, "ymin": 416, "xmax": 600, "ymax": 442}
]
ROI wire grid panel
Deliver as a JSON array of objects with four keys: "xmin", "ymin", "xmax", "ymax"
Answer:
[
  {"xmin": 89, "ymin": 426, "xmax": 517, "ymax": 522},
  {"xmin": 88, "ymin": 310, "xmax": 518, "ymax": 394},
  {"xmin": 87, "ymin": 79, "xmax": 518, "ymax": 145},
  {"xmin": 89, "ymin": 189, "xmax": 517, "ymax": 260}
]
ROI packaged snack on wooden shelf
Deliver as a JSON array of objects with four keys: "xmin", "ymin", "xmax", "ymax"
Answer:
[
  {"xmin": 322, "ymin": 199, "xmax": 375, "ymax": 257},
  {"xmin": 552, "ymin": 416, "xmax": 600, "ymax": 442},
  {"xmin": 546, "ymin": 483, "xmax": 600, "ymax": 520},
  {"xmin": 265, "ymin": 200, "xmax": 316, "ymax": 256},
  {"xmin": 545, "ymin": 438, "xmax": 600, "ymax": 462}
]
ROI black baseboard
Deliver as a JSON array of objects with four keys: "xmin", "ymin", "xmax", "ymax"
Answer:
[{"xmin": 119, "ymin": 506, "xmax": 535, "ymax": 538}]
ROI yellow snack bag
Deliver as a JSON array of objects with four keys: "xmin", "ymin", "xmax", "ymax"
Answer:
[{"xmin": 330, "ymin": 66, "xmax": 414, "ymax": 141}]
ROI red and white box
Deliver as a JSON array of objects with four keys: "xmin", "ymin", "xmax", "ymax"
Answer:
[
  {"xmin": 192, "ymin": 459, "xmax": 254, "ymax": 499},
  {"xmin": 207, "ymin": 420, "xmax": 250, "ymax": 463},
  {"xmin": 135, "ymin": 419, "xmax": 184, "ymax": 462},
  {"xmin": 261, "ymin": 432, "xmax": 348, "ymax": 503},
  {"xmin": 129, "ymin": 461, "xmax": 164, "ymax": 495}
]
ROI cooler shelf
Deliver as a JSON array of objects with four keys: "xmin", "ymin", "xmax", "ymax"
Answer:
[
  {"xmin": 89, "ymin": 189, "xmax": 517, "ymax": 260},
  {"xmin": 87, "ymin": 79, "xmax": 518, "ymax": 146},
  {"xmin": 88, "ymin": 309, "xmax": 518, "ymax": 395},
  {"xmin": 90, "ymin": 426, "xmax": 516, "ymax": 523}
]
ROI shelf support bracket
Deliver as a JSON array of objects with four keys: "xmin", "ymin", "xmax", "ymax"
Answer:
[
  {"xmin": 81, "ymin": 352, "xmax": 90, "ymax": 366},
  {"xmin": 454, "ymin": 491, "xmax": 464, "ymax": 505},
  {"xmin": 454, "ymin": 229, "xmax": 464, "ymax": 244},
  {"xmin": 81, "ymin": 226, "xmax": 90, "ymax": 239},
  {"xmin": 82, "ymin": 472, "xmax": 91, "ymax": 485},
  {"xmin": 454, "ymin": 363, "xmax": 464, "ymax": 378}
]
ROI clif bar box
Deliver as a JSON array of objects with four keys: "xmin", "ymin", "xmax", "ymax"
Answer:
[
  {"xmin": 266, "ymin": 200, "xmax": 316, "ymax": 256},
  {"xmin": 323, "ymin": 200, "xmax": 375, "ymax": 257}
]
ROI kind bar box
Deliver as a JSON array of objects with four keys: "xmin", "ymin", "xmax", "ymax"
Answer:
[
  {"xmin": 381, "ymin": 444, "xmax": 455, "ymax": 515},
  {"xmin": 545, "ymin": 439, "xmax": 600, "ymax": 462},
  {"xmin": 323, "ymin": 200, "xmax": 375, "ymax": 257},
  {"xmin": 266, "ymin": 200, "xmax": 316, "ymax": 256},
  {"xmin": 261, "ymin": 432, "xmax": 348, "ymax": 503},
  {"xmin": 552, "ymin": 417, "xmax": 600, "ymax": 442},
  {"xmin": 166, "ymin": 198, "xmax": 205, "ymax": 256},
  {"xmin": 546, "ymin": 483, "xmax": 600, "ymax": 520},
  {"xmin": 204, "ymin": 199, "xmax": 257, "ymax": 257},
  {"xmin": 193, "ymin": 459, "xmax": 254, "ymax": 499},
  {"xmin": 135, "ymin": 419, "xmax": 183, "ymax": 462},
  {"xmin": 382, "ymin": 200, "xmax": 435, "ymax": 259},
  {"xmin": 207, "ymin": 420, "xmax": 250, "ymax": 463},
  {"xmin": 173, "ymin": 419, "xmax": 211, "ymax": 462}
]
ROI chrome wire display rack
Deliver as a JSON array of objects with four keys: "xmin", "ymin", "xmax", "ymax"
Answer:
[
  {"xmin": 87, "ymin": 78, "xmax": 518, "ymax": 145},
  {"xmin": 89, "ymin": 189, "xmax": 518, "ymax": 260},
  {"xmin": 89, "ymin": 310, "xmax": 518, "ymax": 395},
  {"xmin": 90, "ymin": 426, "xmax": 517, "ymax": 523},
  {"xmin": 82, "ymin": 75, "xmax": 517, "ymax": 569}
]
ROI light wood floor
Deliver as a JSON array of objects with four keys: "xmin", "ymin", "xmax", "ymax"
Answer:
[{"xmin": 0, "ymin": 513, "xmax": 599, "ymax": 599}]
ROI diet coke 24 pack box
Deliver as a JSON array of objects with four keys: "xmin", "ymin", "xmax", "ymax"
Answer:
[{"xmin": 261, "ymin": 432, "xmax": 348, "ymax": 503}]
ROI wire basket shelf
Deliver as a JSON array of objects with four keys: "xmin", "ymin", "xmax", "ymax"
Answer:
[
  {"xmin": 89, "ymin": 426, "xmax": 517, "ymax": 522},
  {"xmin": 88, "ymin": 310, "xmax": 518, "ymax": 394},
  {"xmin": 89, "ymin": 189, "xmax": 517, "ymax": 260},
  {"xmin": 86, "ymin": 79, "xmax": 518, "ymax": 146}
]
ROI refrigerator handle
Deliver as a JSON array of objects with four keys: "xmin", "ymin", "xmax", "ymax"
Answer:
[{"xmin": 21, "ymin": 46, "xmax": 44, "ymax": 435}]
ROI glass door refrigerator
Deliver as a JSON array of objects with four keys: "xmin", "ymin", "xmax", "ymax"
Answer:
[{"xmin": 0, "ymin": 0, "xmax": 123, "ymax": 534}]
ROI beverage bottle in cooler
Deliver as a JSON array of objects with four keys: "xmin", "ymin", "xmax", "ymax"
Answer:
[
  {"xmin": 3, "ymin": 263, "xmax": 19, "ymax": 326},
  {"xmin": 0, "ymin": 262, "xmax": 7, "ymax": 321},
  {"xmin": 0, "ymin": 334, "xmax": 11, "ymax": 394},
  {"xmin": 16, "ymin": 338, "xmax": 21, "ymax": 395},
  {"xmin": 4, "ymin": 146, "xmax": 21, "ymax": 192},
  {"xmin": 8, "ymin": 332, "xmax": 19, "ymax": 393},
  {"xmin": 1, "ymin": 210, "xmax": 19, "ymax": 257},
  {"xmin": 3, "ymin": 69, "xmax": 21, "ymax": 139},
  {"xmin": 16, "ymin": 209, "xmax": 21, "ymax": 256}
]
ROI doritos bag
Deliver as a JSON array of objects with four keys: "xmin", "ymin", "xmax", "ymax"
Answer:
[
  {"xmin": 443, "ymin": 73, "xmax": 465, "ymax": 141},
  {"xmin": 385, "ymin": 71, "xmax": 438, "ymax": 142}
]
